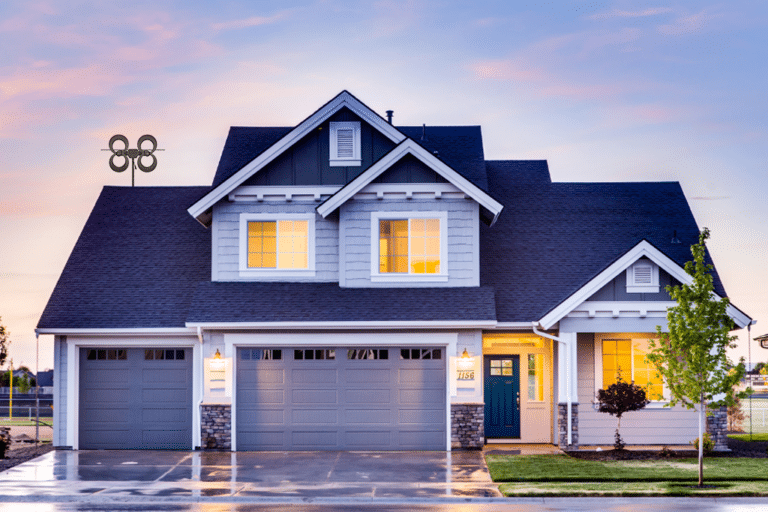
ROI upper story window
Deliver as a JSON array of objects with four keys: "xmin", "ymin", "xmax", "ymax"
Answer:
[
  {"xmin": 370, "ymin": 211, "xmax": 448, "ymax": 282},
  {"xmin": 239, "ymin": 213, "xmax": 315, "ymax": 277},
  {"xmin": 329, "ymin": 122, "xmax": 361, "ymax": 167},
  {"xmin": 626, "ymin": 259, "xmax": 659, "ymax": 293}
]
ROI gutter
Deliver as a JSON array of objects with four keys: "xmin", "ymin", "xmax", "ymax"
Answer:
[{"xmin": 532, "ymin": 322, "xmax": 574, "ymax": 447}]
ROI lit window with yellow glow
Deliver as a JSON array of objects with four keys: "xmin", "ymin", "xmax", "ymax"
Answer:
[
  {"xmin": 602, "ymin": 338, "xmax": 664, "ymax": 401},
  {"xmin": 379, "ymin": 218, "xmax": 440, "ymax": 274},
  {"xmin": 247, "ymin": 220, "xmax": 308, "ymax": 269},
  {"xmin": 528, "ymin": 353, "xmax": 544, "ymax": 401}
]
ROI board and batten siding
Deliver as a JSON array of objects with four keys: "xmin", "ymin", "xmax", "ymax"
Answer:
[
  {"xmin": 339, "ymin": 199, "xmax": 479, "ymax": 287},
  {"xmin": 576, "ymin": 333, "xmax": 699, "ymax": 445},
  {"xmin": 212, "ymin": 202, "xmax": 338, "ymax": 282},
  {"xmin": 53, "ymin": 335, "xmax": 67, "ymax": 447}
]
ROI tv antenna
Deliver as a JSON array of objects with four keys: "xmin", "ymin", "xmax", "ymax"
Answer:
[{"xmin": 103, "ymin": 134, "xmax": 163, "ymax": 186}]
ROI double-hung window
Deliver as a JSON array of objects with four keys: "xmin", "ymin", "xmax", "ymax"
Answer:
[
  {"xmin": 595, "ymin": 334, "xmax": 665, "ymax": 402},
  {"xmin": 370, "ymin": 211, "xmax": 447, "ymax": 282},
  {"xmin": 239, "ymin": 213, "xmax": 315, "ymax": 277}
]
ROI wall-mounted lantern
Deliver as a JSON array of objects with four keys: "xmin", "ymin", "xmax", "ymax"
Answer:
[{"xmin": 203, "ymin": 348, "xmax": 232, "ymax": 404}]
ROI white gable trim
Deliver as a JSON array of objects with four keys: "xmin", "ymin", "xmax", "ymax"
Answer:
[
  {"xmin": 538, "ymin": 240, "xmax": 751, "ymax": 330},
  {"xmin": 316, "ymin": 138, "xmax": 504, "ymax": 225},
  {"xmin": 188, "ymin": 91, "xmax": 406, "ymax": 223}
]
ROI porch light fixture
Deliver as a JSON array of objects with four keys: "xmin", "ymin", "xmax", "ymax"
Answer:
[
  {"xmin": 461, "ymin": 348, "xmax": 470, "ymax": 359},
  {"xmin": 213, "ymin": 349, "xmax": 222, "ymax": 359},
  {"xmin": 457, "ymin": 347, "xmax": 475, "ymax": 371}
]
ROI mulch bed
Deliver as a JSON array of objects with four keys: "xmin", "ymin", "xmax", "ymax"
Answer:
[
  {"xmin": 0, "ymin": 443, "xmax": 54, "ymax": 473},
  {"xmin": 568, "ymin": 436, "xmax": 767, "ymax": 461}
]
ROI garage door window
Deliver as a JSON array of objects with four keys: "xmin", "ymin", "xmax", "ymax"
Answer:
[
  {"xmin": 86, "ymin": 349, "xmax": 127, "ymax": 360},
  {"xmin": 294, "ymin": 349, "xmax": 335, "ymax": 360},
  {"xmin": 241, "ymin": 349, "xmax": 282, "ymax": 360},
  {"xmin": 400, "ymin": 348, "xmax": 442, "ymax": 360},
  {"xmin": 347, "ymin": 349, "xmax": 389, "ymax": 360},
  {"xmin": 144, "ymin": 349, "xmax": 185, "ymax": 360}
]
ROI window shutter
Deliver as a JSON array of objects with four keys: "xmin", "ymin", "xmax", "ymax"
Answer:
[{"xmin": 336, "ymin": 128, "xmax": 354, "ymax": 158}]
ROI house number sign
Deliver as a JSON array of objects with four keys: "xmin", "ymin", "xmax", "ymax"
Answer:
[{"xmin": 457, "ymin": 369, "xmax": 475, "ymax": 380}]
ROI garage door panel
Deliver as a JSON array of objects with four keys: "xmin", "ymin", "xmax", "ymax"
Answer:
[
  {"xmin": 141, "ymin": 388, "xmax": 187, "ymax": 403},
  {"xmin": 292, "ymin": 389, "xmax": 337, "ymax": 404},
  {"xmin": 83, "ymin": 369, "xmax": 130, "ymax": 384},
  {"xmin": 239, "ymin": 409, "xmax": 284, "ymax": 425},
  {"xmin": 292, "ymin": 368, "xmax": 337, "ymax": 383},
  {"xmin": 142, "ymin": 429, "xmax": 190, "ymax": 448},
  {"xmin": 142, "ymin": 407, "xmax": 188, "ymax": 423},
  {"xmin": 345, "ymin": 431, "xmax": 391, "ymax": 447},
  {"xmin": 345, "ymin": 409, "xmax": 392, "ymax": 425},
  {"xmin": 81, "ymin": 407, "xmax": 130, "ymax": 423},
  {"xmin": 346, "ymin": 389, "xmax": 391, "ymax": 404},
  {"xmin": 292, "ymin": 409, "xmax": 337, "ymax": 424},
  {"xmin": 142, "ymin": 368, "xmax": 188, "ymax": 382},
  {"xmin": 83, "ymin": 388, "xmax": 131, "ymax": 403},
  {"xmin": 237, "ymin": 346, "xmax": 446, "ymax": 451},
  {"xmin": 346, "ymin": 369, "xmax": 390, "ymax": 383},
  {"xmin": 399, "ymin": 388, "xmax": 444, "ymax": 404}
]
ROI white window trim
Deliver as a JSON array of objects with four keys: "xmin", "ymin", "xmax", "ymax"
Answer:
[
  {"xmin": 626, "ymin": 259, "xmax": 659, "ymax": 293},
  {"xmin": 329, "ymin": 121, "xmax": 361, "ymax": 167},
  {"xmin": 370, "ymin": 211, "xmax": 449, "ymax": 282},
  {"xmin": 238, "ymin": 213, "xmax": 316, "ymax": 277},
  {"xmin": 594, "ymin": 333, "xmax": 668, "ymax": 407}
]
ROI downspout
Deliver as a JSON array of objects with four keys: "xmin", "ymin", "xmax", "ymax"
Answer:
[
  {"xmin": 532, "ymin": 322, "xmax": 573, "ymax": 446},
  {"xmin": 196, "ymin": 326, "xmax": 204, "ymax": 448}
]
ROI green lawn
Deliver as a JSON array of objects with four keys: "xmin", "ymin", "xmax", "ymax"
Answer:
[
  {"xmin": 486, "ymin": 454, "xmax": 768, "ymax": 483},
  {"xmin": 498, "ymin": 481, "xmax": 768, "ymax": 497},
  {"xmin": 0, "ymin": 419, "xmax": 51, "ymax": 427},
  {"xmin": 728, "ymin": 432, "xmax": 768, "ymax": 442}
]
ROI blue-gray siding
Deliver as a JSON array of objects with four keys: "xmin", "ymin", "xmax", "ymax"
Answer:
[
  {"xmin": 340, "ymin": 199, "xmax": 479, "ymax": 287},
  {"xmin": 53, "ymin": 336, "xmax": 66, "ymax": 447},
  {"xmin": 587, "ymin": 264, "xmax": 678, "ymax": 302}
]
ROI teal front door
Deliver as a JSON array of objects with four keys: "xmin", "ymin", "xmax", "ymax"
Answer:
[{"xmin": 484, "ymin": 355, "xmax": 520, "ymax": 438}]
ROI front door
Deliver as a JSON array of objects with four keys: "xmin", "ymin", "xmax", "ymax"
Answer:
[{"xmin": 484, "ymin": 355, "xmax": 520, "ymax": 438}]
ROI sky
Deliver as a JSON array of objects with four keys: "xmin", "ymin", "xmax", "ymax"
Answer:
[{"xmin": 1, "ymin": 0, "xmax": 767, "ymax": 372}]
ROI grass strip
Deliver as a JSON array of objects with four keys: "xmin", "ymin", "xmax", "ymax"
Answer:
[
  {"xmin": 498, "ymin": 480, "xmax": 768, "ymax": 497},
  {"xmin": 486, "ymin": 454, "xmax": 768, "ymax": 482},
  {"xmin": 728, "ymin": 433, "xmax": 768, "ymax": 442}
]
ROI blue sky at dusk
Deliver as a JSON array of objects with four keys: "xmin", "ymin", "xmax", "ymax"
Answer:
[{"xmin": 1, "ymin": 0, "xmax": 767, "ymax": 370}]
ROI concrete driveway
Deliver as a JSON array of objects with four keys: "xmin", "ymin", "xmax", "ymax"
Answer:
[{"xmin": 0, "ymin": 449, "xmax": 500, "ymax": 503}]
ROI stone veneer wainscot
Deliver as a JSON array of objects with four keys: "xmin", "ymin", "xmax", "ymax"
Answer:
[
  {"xmin": 451, "ymin": 403, "xmax": 484, "ymax": 449},
  {"xmin": 201, "ymin": 404, "xmax": 231, "ymax": 450}
]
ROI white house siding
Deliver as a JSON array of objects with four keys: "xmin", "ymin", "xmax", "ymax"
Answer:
[
  {"xmin": 53, "ymin": 335, "xmax": 66, "ymax": 447},
  {"xmin": 577, "ymin": 333, "xmax": 699, "ymax": 445},
  {"xmin": 340, "ymin": 199, "xmax": 479, "ymax": 287},
  {"xmin": 212, "ymin": 201, "xmax": 338, "ymax": 282},
  {"xmin": 453, "ymin": 330, "xmax": 483, "ymax": 403}
]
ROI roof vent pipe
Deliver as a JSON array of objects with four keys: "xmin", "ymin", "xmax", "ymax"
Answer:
[
  {"xmin": 421, "ymin": 124, "xmax": 428, "ymax": 141},
  {"xmin": 385, "ymin": 110, "xmax": 394, "ymax": 124},
  {"xmin": 671, "ymin": 230, "xmax": 681, "ymax": 244}
]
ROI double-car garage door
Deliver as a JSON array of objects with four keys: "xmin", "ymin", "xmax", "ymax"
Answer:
[{"xmin": 237, "ymin": 347, "xmax": 446, "ymax": 450}]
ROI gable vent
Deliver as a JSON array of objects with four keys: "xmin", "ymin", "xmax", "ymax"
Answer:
[
  {"xmin": 336, "ymin": 129, "xmax": 354, "ymax": 158},
  {"xmin": 633, "ymin": 264, "xmax": 653, "ymax": 285}
]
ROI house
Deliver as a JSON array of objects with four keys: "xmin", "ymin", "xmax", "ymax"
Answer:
[{"xmin": 37, "ymin": 91, "xmax": 751, "ymax": 451}]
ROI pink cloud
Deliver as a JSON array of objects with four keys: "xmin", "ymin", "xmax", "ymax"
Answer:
[
  {"xmin": 588, "ymin": 8, "xmax": 673, "ymax": 21},
  {"xmin": 213, "ymin": 12, "xmax": 287, "ymax": 31},
  {"xmin": 658, "ymin": 9, "xmax": 721, "ymax": 36}
]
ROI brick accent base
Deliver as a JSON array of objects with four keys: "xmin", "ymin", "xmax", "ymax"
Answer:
[
  {"xmin": 201, "ymin": 404, "xmax": 231, "ymax": 450},
  {"xmin": 451, "ymin": 403, "xmax": 484, "ymax": 449},
  {"xmin": 557, "ymin": 403, "xmax": 579, "ymax": 450},
  {"xmin": 707, "ymin": 405, "xmax": 730, "ymax": 452}
]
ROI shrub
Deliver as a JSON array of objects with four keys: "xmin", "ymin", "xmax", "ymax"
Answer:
[
  {"xmin": 691, "ymin": 432, "xmax": 714, "ymax": 455},
  {"xmin": 727, "ymin": 396, "xmax": 745, "ymax": 431},
  {"xmin": 596, "ymin": 376, "xmax": 650, "ymax": 451}
]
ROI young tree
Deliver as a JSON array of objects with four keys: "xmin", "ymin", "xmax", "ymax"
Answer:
[
  {"xmin": 596, "ymin": 376, "xmax": 650, "ymax": 450},
  {"xmin": 647, "ymin": 228, "xmax": 748, "ymax": 487},
  {"xmin": 0, "ymin": 317, "xmax": 9, "ymax": 367}
]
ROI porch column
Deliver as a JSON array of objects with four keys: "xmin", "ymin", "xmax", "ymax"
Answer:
[{"xmin": 556, "ymin": 331, "xmax": 579, "ymax": 450}]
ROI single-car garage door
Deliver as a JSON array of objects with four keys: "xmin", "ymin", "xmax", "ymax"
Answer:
[
  {"xmin": 236, "ymin": 347, "xmax": 446, "ymax": 450},
  {"xmin": 79, "ymin": 347, "xmax": 192, "ymax": 449}
]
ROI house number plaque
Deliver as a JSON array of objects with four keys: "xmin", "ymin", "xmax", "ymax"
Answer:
[{"xmin": 457, "ymin": 370, "xmax": 475, "ymax": 380}]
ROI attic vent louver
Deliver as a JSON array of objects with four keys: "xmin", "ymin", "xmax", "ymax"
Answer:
[
  {"xmin": 633, "ymin": 263, "xmax": 653, "ymax": 284},
  {"xmin": 336, "ymin": 129, "xmax": 354, "ymax": 158},
  {"xmin": 329, "ymin": 122, "xmax": 361, "ymax": 166},
  {"xmin": 626, "ymin": 259, "xmax": 659, "ymax": 293}
]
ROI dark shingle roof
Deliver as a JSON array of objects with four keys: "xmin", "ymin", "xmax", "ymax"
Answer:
[
  {"xmin": 480, "ymin": 172, "xmax": 727, "ymax": 322},
  {"xmin": 211, "ymin": 127, "xmax": 292, "ymax": 188},
  {"xmin": 37, "ymin": 186, "xmax": 211, "ymax": 329},
  {"xmin": 187, "ymin": 283, "xmax": 496, "ymax": 323}
]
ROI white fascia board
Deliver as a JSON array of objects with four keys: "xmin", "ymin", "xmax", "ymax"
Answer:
[
  {"xmin": 187, "ymin": 320, "xmax": 497, "ymax": 330},
  {"xmin": 36, "ymin": 327, "xmax": 197, "ymax": 336},
  {"xmin": 538, "ymin": 239, "xmax": 751, "ymax": 330},
  {"xmin": 487, "ymin": 322, "xmax": 537, "ymax": 330},
  {"xmin": 188, "ymin": 91, "xmax": 406, "ymax": 223},
  {"xmin": 316, "ymin": 139, "xmax": 503, "ymax": 222}
]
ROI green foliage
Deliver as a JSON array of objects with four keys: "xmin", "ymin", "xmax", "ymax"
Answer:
[
  {"xmin": 728, "ymin": 396, "xmax": 745, "ymax": 431},
  {"xmin": 760, "ymin": 365, "xmax": 768, "ymax": 376},
  {"xmin": 0, "ymin": 318, "xmax": 8, "ymax": 368},
  {"xmin": 17, "ymin": 373, "xmax": 31, "ymax": 393},
  {"xmin": 646, "ymin": 228, "xmax": 749, "ymax": 486},
  {"xmin": 691, "ymin": 432, "xmax": 714, "ymax": 454}
]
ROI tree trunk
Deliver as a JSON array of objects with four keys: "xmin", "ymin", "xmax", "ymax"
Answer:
[{"xmin": 698, "ymin": 394, "xmax": 704, "ymax": 487}]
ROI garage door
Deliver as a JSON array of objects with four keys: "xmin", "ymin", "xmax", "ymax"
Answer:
[
  {"xmin": 237, "ymin": 347, "xmax": 446, "ymax": 450},
  {"xmin": 79, "ymin": 347, "xmax": 192, "ymax": 449}
]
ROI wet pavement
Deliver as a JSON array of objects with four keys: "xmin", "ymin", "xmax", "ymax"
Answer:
[{"xmin": 0, "ymin": 449, "xmax": 501, "ymax": 503}]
